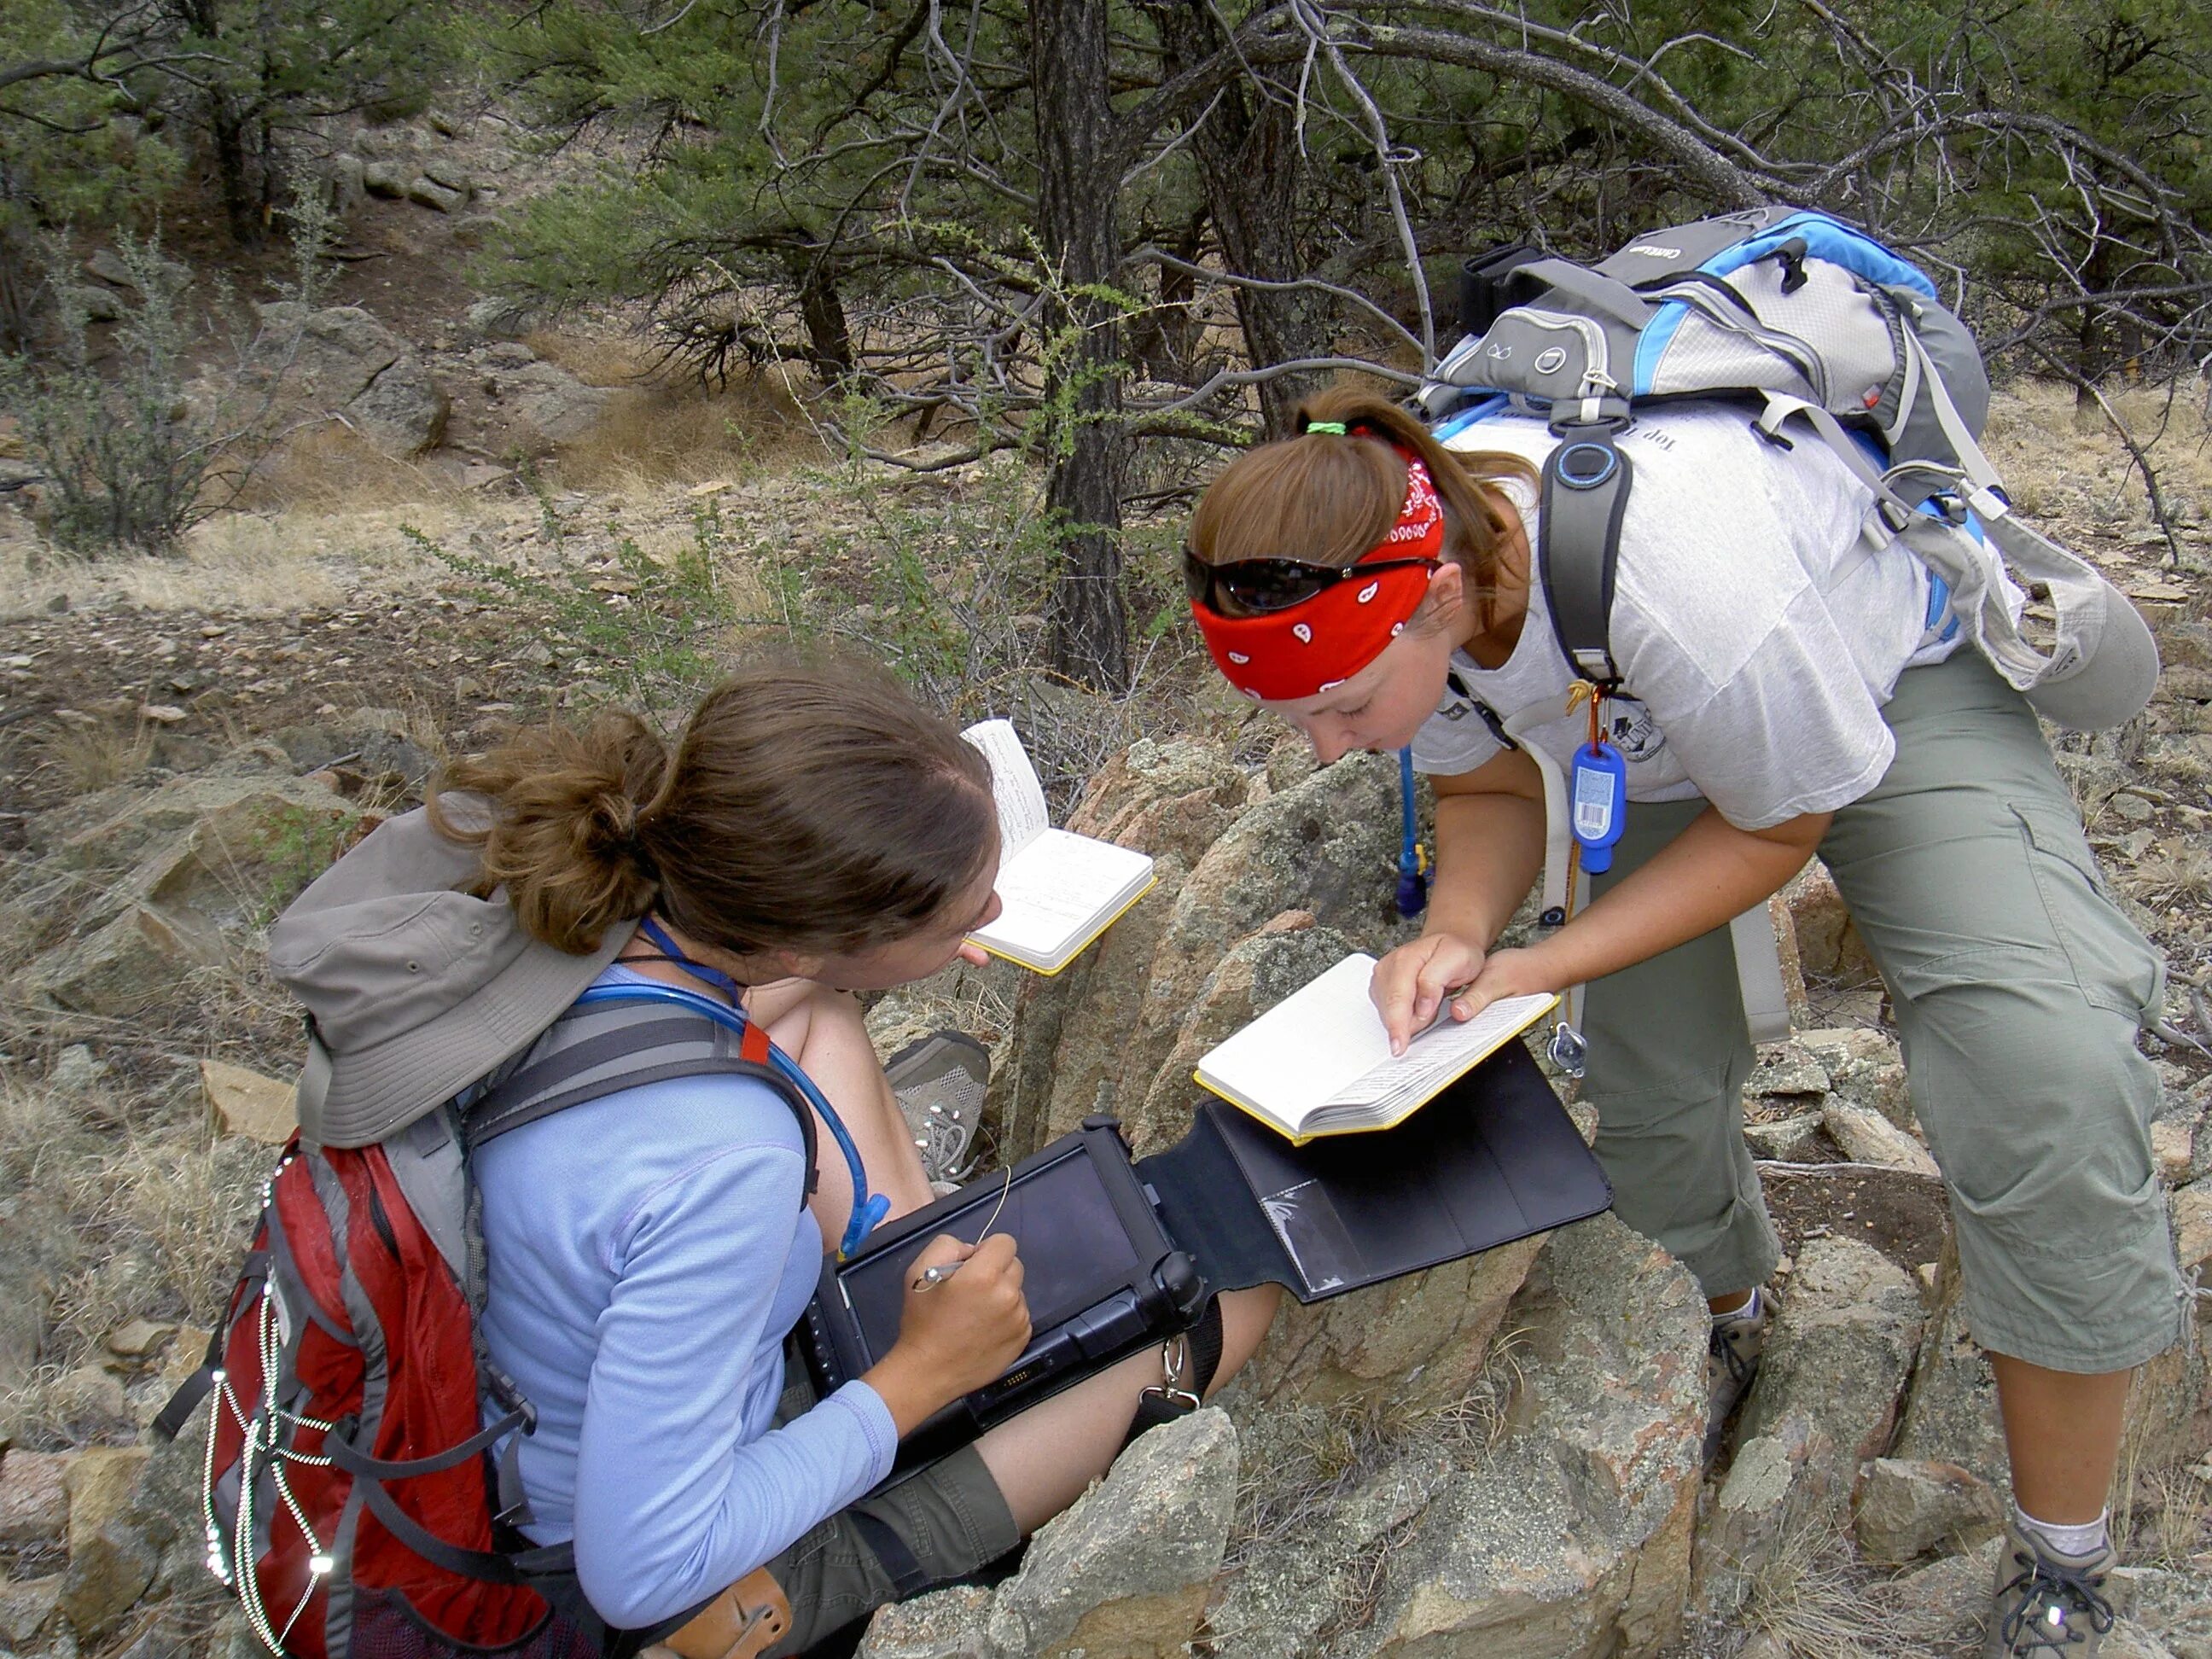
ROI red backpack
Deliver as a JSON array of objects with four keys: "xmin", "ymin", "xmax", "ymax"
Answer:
[{"xmin": 158, "ymin": 994, "xmax": 814, "ymax": 1659}]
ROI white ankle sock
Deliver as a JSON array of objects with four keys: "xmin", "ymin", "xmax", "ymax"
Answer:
[
  {"xmin": 1712, "ymin": 1287, "xmax": 1760, "ymax": 1324},
  {"xmin": 2016, "ymin": 1506, "xmax": 2110, "ymax": 1561}
]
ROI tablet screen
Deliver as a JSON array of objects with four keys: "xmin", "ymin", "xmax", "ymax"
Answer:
[{"xmin": 836, "ymin": 1147, "xmax": 1144, "ymax": 1365}]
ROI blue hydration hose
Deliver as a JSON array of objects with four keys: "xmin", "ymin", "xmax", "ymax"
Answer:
[
  {"xmin": 570, "ymin": 980, "xmax": 889, "ymax": 1259},
  {"xmin": 1394, "ymin": 747, "xmax": 1429, "ymax": 918}
]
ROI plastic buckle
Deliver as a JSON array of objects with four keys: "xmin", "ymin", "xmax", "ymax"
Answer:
[{"xmin": 1547, "ymin": 1022, "xmax": 1589, "ymax": 1078}]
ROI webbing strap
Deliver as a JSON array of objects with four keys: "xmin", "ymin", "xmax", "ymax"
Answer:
[
  {"xmin": 357, "ymin": 1476, "xmax": 529, "ymax": 1586},
  {"xmin": 154, "ymin": 1253, "xmax": 264, "ymax": 1441},
  {"xmin": 847, "ymin": 1510, "xmax": 929, "ymax": 1600},
  {"xmin": 324, "ymin": 1406, "xmax": 528, "ymax": 1481}
]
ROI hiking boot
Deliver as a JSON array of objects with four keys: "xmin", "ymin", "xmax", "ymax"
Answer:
[
  {"xmin": 1983, "ymin": 1522, "xmax": 2116, "ymax": 1656},
  {"xmin": 886, "ymin": 1030, "xmax": 989, "ymax": 1186},
  {"xmin": 1704, "ymin": 1291, "xmax": 1770, "ymax": 1461}
]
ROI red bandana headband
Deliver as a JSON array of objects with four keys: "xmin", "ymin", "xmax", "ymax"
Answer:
[{"xmin": 1191, "ymin": 451, "xmax": 1444, "ymax": 701}]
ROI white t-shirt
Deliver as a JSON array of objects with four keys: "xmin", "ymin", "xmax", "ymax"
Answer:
[{"xmin": 1411, "ymin": 409, "xmax": 1963, "ymax": 830}]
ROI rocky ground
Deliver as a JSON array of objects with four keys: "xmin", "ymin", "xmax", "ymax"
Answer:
[{"xmin": 7, "ymin": 193, "xmax": 2212, "ymax": 1656}]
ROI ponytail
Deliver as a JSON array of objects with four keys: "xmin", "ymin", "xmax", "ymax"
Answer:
[{"xmin": 429, "ymin": 712, "xmax": 668, "ymax": 954}]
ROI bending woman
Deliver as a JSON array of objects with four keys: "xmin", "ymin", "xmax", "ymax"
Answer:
[
  {"xmin": 280, "ymin": 659, "xmax": 1276, "ymax": 1655},
  {"xmin": 1182, "ymin": 388, "xmax": 2177, "ymax": 1659}
]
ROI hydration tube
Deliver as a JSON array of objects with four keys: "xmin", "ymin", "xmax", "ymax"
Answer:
[
  {"xmin": 1394, "ymin": 748, "xmax": 1429, "ymax": 919},
  {"xmin": 570, "ymin": 980, "xmax": 889, "ymax": 1259}
]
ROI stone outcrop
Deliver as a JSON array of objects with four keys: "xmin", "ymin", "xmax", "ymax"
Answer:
[
  {"xmin": 1853, "ymin": 1457, "xmax": 2005, "ymax": 1564},
  {"xmin": 998, "ymin": 747, "xmax": 1411, "ymax": 1160},
  {"xmin": 1214, "ymin": 1215, "xmax": 1706, "ymax": 1658},
  {"xmin": 1344, "ymin": 1214, "xmax": 1708, "ymax": 1658},
  {"xmin": 10, "ymin": 770, "xmax": 359, "ymax": 1016},
  {"xmin": 1240, "ymin": 1231, "xmax": 1548, "ymax": 1418},
  {"xmin": 858, "ymin": 1409, "xmax": 1238, "ymax": 1659},
  {"xmin": 242, "ymin": 302, "xmax": 450, "ymax": 455}
]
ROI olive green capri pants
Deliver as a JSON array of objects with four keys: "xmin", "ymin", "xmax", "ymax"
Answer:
[{"xmin": 1580, "ymin": 648, "xmax": 2184, "ymax": 1375}]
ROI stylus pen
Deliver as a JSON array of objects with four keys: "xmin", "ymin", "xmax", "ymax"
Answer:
[{"xmin": 911, "ymin": 1261, "xmax": 963, "ymax": 1290}]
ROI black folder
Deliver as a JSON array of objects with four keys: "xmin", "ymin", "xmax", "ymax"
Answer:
[{"xmin": 1136, "ymin": 1035, "xmax": 1613, "ymax": 1301}]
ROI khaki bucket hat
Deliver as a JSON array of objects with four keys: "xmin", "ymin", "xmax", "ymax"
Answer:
[{"xmin": 269, "ymin": 802, "xmax": 631, "ymax": 1148}]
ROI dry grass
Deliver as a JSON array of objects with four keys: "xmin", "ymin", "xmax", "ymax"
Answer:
[
  {"xmin": 1982, "ymin": 375, "xmax": 2212, "ymax": 532},
  {"xmin": 33, "ymin": 713, "xmax": 157, "ymax": 795},
  {"xmin": 518, "ymin": 328, "xmax": 824, "ymax": 493},
  {"xmin": 1734, "ymin": 1525, "xmax": 1930, "ymax": 1659},
  {"xmin": 0, "ymin": 990, "xmax": 277, "ymax": 1448},
  {"xmin": 234, "ymin": 423, "xmax": 467, "ymax": 517},
  {"xmin": 0, "ymin": 492, "xmax": 477, "ymax": 619}
]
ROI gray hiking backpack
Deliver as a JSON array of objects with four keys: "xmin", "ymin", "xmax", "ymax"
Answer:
[{"xmin": 1416, "ymin": 207, "xmax": 2158, "ymax": 731}]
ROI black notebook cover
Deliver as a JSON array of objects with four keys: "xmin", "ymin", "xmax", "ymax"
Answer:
[{"xmin": 1137, "ymin": 1037, "xmax": 1612, "ymax": 1303}]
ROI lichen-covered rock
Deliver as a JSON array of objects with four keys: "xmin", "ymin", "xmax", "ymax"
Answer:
[
  {"xmin": 1242, "ymin": 1231, "xmax": 1547, "ymax": 1419},
  {"xmin": 1743, "ymin": 1111, "xmax": 1827, "ymax": 1162},
  {"xmin": 1338, "ymin": 1214, "xmax": 1708, "ymax": 1658},
  {"xmin": 1063, "ymin": 737, "xmax": 1251, "ymax": 868},
  {"xmin": 0, "ymin": 1574, "xmax": 62, "ymax": 1650},
  {"xmin": 1131, "ymin": 915, "xmax": 1352, "ymax": 1155},
  {"xmin": 855, "ymin": 1585, "xmax": 996, "ymax": 1658},
  {"xmin": 1693, "ymin": 1417, "xmax": 1823, "ymax": 1619},
  {"xmin": 1822, "ymin": 1101, "xmax": 1939, "ymax": 1176},
  {"xmin": 1739, "ymin": 1235, "xmax": 1923, "ymax": 1491},
  {"xmin": 1801, "ymin": 1026, "xmax": 1912, "ymax": 1127},
  {"xmin": 38, "ymin": 771, "xmax": 344, "ymax": 875},
  {"xmin": 242, "ymin": 303, "xmax": 448, "ymax": 455},
  {"xmin": 1893, "ymin": 1239, "xmax": 2009, "ymax": 1486},
  {"xmin": 1853, "ymin": 1457, "xmax": 2004, "ymax": 1564},
  {"xmin": 1208, "ymin": 1444, "xmax": 1454, "ymax": 1657},
  {"xmin": 59, "ymin": 1447, "xmax": 155, "ymax": 1640},
  {"xmin": 1150, "ymin": 753, "xmax": 1406, "ymax": 1003},
  {"xmin": 1746, "ymin": 1039, "xmax": 1829, "ymax": 1101},
  {"xmin": 0, "ymin": 1450, "xmax": 71, "ymax": 1550},
  {"xmin": 1004, "ymin": 746, "xmax": 1412, "ymax": 1160},
  {"xmin": 481, "ymin": 360, "xmax": 610, "ymax": 451},
  {"xmin": 983, "ymin": 1407, "xmax": 1237, "ymax": 1658},
  {"xmin": 1785, "ymin": 861, "xmax": 1877, "ymax": 988},
  {"xmin": 15, "ymin": 902, "xmax": 225, "ymax": 1016}
]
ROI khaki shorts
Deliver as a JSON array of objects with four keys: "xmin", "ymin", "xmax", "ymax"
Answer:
[
  {"xmin": 759, "ymin": 1353, "xmax": 1020, "ymax": 1656},
  {"xmin": 1578, "ymin": 649, "xmax": 2183, "ymax": 1374}
]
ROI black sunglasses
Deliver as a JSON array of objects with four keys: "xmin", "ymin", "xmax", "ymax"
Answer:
[{"xmin": 1182, "ymin": 550, "xmax": 1441, "ymax": 615}]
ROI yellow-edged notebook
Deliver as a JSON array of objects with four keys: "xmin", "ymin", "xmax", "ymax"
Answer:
[
  {"xmin": 960, "ymin": 719, "xmax": 1156, "ymax": 975},
  {"xmin": 1193, "ymin": 953, "xmax": 1557, "ymax": 1144}
]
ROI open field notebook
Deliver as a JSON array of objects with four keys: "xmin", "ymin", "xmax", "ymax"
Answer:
[
  {"xmin": 1194, "ymin": 952, "xmax": 1557, "ymax": 1143},
  {"xmin": 960, "ymin": 719, "xmax": 1157, "ymax": 975}
]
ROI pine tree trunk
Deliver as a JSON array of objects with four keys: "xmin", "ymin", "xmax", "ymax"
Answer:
[
  {"xmin": 1032, "ymin": 0, "xmax": 1131, "ymax": 693},
  {"xmin": 1145, "ymin": 0, "xmax": 1330, "ymax": 436}
]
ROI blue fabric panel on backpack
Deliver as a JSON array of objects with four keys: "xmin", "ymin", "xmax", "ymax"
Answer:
[
  {"xmin": 1432, "ymin": 393, "xmax": 1512, "ymax": 443},
  {"xmin": 1632, "ymin": 301, "xmax": 1691, "ymax": 396},
  {"xmin": 1698, "ymin": 211, "xmax": 1939, "ymax": 302}
]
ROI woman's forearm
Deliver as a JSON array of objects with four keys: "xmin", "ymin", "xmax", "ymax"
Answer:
[
  {"xmin": 1428, "ymin": 790, "xmax": 1548, "ymax": 949},
  {"xmin": 1527, "ymin": 806, "xmax": 1827, "ymax": 990}
]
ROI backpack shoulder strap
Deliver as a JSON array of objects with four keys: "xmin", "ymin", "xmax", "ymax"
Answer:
[
  {"xmin": 463, "ymin": 998, "xmax": 818, "ymax": 1201},
  {"xmin": 1538, "ymin": 419, "xmax": 1634, "ymax": 690}
]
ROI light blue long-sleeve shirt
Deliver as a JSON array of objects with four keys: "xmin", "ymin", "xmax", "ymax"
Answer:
[{"xmin": 474, "ymin": 969, "xmax": 896, "ymax": 1629}]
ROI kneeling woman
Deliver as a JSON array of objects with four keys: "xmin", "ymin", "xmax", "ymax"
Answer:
[{"xmin": 284, "ymin": 660, "xmax": 1276, "ymax": 1654}]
